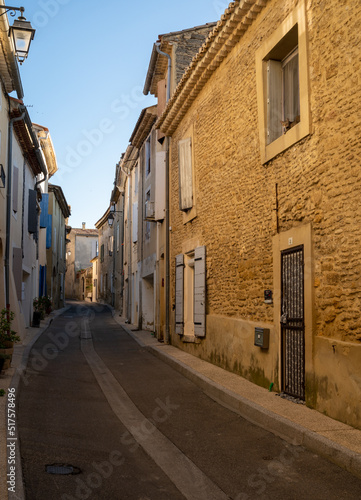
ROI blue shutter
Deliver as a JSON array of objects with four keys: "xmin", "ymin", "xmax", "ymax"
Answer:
[
  {"xmin": 39, "ymin": 193, "xmax": 49, "ymax": 228},
  {"xmin": 46, "ymin": 214, "xmax": 52, "ymax": 249}
]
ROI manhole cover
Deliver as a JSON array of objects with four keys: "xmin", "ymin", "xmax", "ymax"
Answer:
[{"xmin": 46, "ymin": 464, "xmax": 81, "ymax": 475}]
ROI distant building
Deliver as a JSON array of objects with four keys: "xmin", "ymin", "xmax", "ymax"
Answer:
[{"xmin": 65, "ymin": 224, "xmax": 98, "ymax": 300}]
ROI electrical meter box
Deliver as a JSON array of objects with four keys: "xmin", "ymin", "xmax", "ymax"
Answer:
[{"xmin": 254, "ymin": 327, "xmax": 270, "ymax": 349}]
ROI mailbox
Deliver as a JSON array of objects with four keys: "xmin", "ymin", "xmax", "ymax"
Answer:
[{"xmin": 254, "ymin": 327, "xmax": 270, "ymax": 349}]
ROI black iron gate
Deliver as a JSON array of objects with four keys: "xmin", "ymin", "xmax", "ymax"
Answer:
[{"xmin": 281, "ymin": 245, "xmax": 305, "ymax": 400}]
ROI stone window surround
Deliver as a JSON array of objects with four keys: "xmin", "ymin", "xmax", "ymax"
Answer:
[{"xmin": 256, "ymin": 0, "xmax": 311, "ymax": 164}]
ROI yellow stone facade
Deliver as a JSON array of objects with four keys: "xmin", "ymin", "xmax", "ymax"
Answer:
[{"xmin": 161, "ymin": 0, "xmax": 361, "ymax": 428}]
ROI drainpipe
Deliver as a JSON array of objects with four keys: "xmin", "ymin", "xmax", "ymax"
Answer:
[
  {"xmin": 5, "ymin": 110, "xmax": 26, "ymax": 309},
  {"xmin": 155, "ymin": 43, "xmax": 171, "ymax": 102},
  {"xmin": 155, "ymin": 42, "xmax": 171, "ymax": 344}
]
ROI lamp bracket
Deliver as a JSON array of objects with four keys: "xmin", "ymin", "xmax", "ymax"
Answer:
[{"xmin": 0, "ymin": 5, "xmax": 25, "ymax": 18}]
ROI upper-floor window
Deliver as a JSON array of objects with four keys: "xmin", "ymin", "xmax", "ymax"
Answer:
[
  {"xmin": 145, "ymin": 190, "xmax": 151, "ymax": 240},
  {"xmin": 256, "ymin": 1, "xmax": 310, "ymax": 163},
  {"xmin": 145, "ymin": 136, "xmax": 151, "ymax": 177}
]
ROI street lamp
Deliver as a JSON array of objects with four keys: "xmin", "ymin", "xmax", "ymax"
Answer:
[
  {"xmin": 108, "ymin": 212, "xmax": 115, "ymax": 228},
  {"xmin": 0, "ymin": 5, "xmax": 35, "ymax": 64}
]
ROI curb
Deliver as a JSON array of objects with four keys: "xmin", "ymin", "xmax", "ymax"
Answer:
[{"xmin": 118, "ymin": 320, "xmax": 361, "ymax": 481}]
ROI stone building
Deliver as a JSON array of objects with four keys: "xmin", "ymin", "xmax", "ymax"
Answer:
[
  {"xmin": 118, "ymin": 22, "xmax": 217, "ymax": 337},
  {"xmin": 45, "ymin": 184, "xmax": 71, "ymax": 309},
  {"xmin": 157, "ymin": 0, "xmax": 361, "ymax": 428},
  {"xmin": 95, "ymin": 209, "xmax": 115, "ymax": 305},
  {"xmin": 65, "ymin": 224, "xmax": 98, "ymax": 300}
]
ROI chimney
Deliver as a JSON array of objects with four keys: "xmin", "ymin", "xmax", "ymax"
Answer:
[{"xmin": 82, "ymin": 222, "xmax": 86, "ymax": 230}]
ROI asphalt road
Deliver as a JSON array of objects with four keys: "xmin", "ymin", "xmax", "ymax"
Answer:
[{"xmin": 17, "ymin": 303, "xmax": 361, "ymax": 500}]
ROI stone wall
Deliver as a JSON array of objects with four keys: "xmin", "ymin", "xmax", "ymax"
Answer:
[{"xmin": 167, "ymin": 0, "xmax": 361, "ymax": 427}]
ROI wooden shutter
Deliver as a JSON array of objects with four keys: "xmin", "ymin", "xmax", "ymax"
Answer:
[
  {"xmin": 267, "ymin": 60, "xmax": 283, "ymax": 144},
  {"xmin": 12, "ymin": 166, "xmax": 19, "ymax": 212},
  {"xmin": 178, "ymin": 138, "xmax": 193, "ymax": 211},
  {"xmin": 132, "ymin": 202, "xmax": 138, "ymax": 243},
  {"xmin": 46, "ymin": 214, "xmax": 52, "ymax": 249},
  {"xmin": 13, "ymin": 247, "xmax": 22, "ymax": 300},
  {"xmin": 39, "ymin": 193, "xmax": 49, "ymax": 228},
  {"xmin": 194, "ymin": 246, "xmax": 206, "ymax": 337},
  {"xmin": 28, "ymin": 189, "xmax": 37, "ymax": 234},
  {"xmin": 175, "ymin": 254, "xmax": 184, "ymax": 335}
]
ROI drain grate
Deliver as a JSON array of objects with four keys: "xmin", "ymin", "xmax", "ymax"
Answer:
[{"xmin": 46, "ymin": 464, "xmax": 81, "ymax": 475}]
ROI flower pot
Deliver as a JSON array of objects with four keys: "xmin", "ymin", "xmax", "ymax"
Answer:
[
  {"xmin": 0, "ymin": 347, "xmax": 13, "ymax": 361},
  {"xmin": 3, "ymin": 340, "xmax": 14, "ymax": 349},
  {"xmin": 2, "ymin": 357, "xmax": 10, "ymax": 370},
  {"xmin": 32, "ymin": 311, "xmax": 41, "ymax": 327}
]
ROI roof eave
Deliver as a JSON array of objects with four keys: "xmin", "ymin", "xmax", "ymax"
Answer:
[{"xmin": 157, "ymin": 0, "xmax": 269, "ymax": 136}]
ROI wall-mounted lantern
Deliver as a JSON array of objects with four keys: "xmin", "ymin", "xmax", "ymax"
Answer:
[{"xmin": 0, "ymin": 5, "xmax": 35, "ymax": 64}]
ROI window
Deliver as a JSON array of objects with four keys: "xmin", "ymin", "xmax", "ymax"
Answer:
[
  {"xmin": 100, "ymin": 244, "xmax": 104, "ymax": 263},
  {"xmin": 108, "ymin": 236, "xmax": 114, "ymax": 256},
  {"xmin": 134, "ymin": 166, "xmax": 138, "ymax": 195},
  {"xmin": 175, "ymin": 246, "xmax": 206, "ymax": 338},
  {"xmin": 145, "ymin": 191, "xmax": 151, "ymax": 240},
  {"xmin": 256, "ymin": 1, "xmax": 310, "ymax": 163},
  {"xmin": 145, "ymin": 136, "xmax": 151, "ymax": 177},
  {"xmin": 178, "ymin": 137, "xmax": 193, "ymax": 211}
]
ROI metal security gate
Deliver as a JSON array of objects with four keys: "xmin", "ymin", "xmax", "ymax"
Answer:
[{"xmin": 281, "ymin": 245, "xmax": 305, "ymax": 399}]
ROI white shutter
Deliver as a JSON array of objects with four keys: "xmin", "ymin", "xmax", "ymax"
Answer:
[
  {"xmin": 12, "ymin": 166, "xmax": 19, "ymax": 212},
  {"xmin": 155, "ymin": 151, "xmax": 166, "ymax": 220},
  {"xmin": 267, "ymin": 60, "xmax": 283, "ymax": 144},
  {"xmin": 178, "ymin": 138, "xmax": 193, "ymax": 211},
  {"xmin": 194, "ymin": 246, "xmax": 206, "ymax": 337},
  {"xmin": 132, "ymin": 202, "xmax": 138, "ymax": 243},
  {"xmin": 175, "ymin": 254, "xmax": 184, "ymax": 335}
]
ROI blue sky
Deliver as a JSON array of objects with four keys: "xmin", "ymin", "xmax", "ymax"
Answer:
[{"xmin": 12, "ymin": 0, "xmax": 228, "ymax": 228}]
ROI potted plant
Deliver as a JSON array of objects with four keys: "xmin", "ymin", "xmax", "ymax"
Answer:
[
  {"xmin": 42, "ymin": 295, "xmax": 52, "ymax": 315},
  {"xmin": 0, "ymin": 353, "xmax": 11, "ymax": 372},
  {"xmin": 0, "ymin": 309, "xmax": 20, "ymax": 370},
  {"xmin": 33, "ymin": 298, "xmax": 43, "ymax": 326}
]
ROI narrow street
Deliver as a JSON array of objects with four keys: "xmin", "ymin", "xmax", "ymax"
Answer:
[{"xmin": 17, "ymin": 303, "xmax": 361, "ymax": 500}]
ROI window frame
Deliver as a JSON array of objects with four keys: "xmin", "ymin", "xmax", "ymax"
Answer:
[{"xmin": 256, "ymin": 0, "xmax": 310, "ymax": 164}]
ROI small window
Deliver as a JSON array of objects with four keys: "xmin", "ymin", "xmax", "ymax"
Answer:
[
  {"xmin": 256, "ymin": 1, "xmax": 310, "ymax": 163},
  {"xmin": 134, "ymin": 166, "xmax": 138, "ymax": 195},
  {"xmin": 100, "ymin": 244, "xmax": 104, "ymax": 263},
  {"xmin": 145, "ymin": 137, "xmax": 151, "ymax": 177},
  {"xmin": 145, "ymin": 191, "xmax": 151, "ymax": 240},
  {"xmin": 266, "ymin": 26, "xmax": 299, "ymax": 145},
  {"xmin": 108, "ymin": 235, "xmax": 114, "ymax": 256}
]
